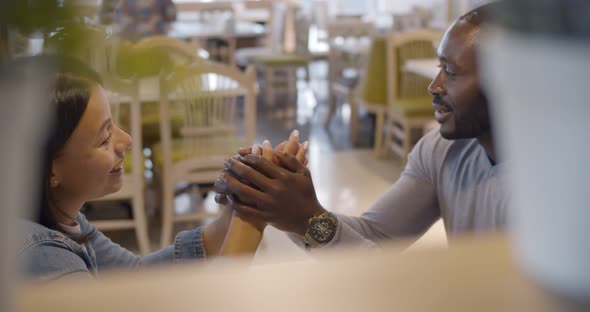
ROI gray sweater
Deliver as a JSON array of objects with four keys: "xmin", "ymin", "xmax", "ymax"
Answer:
[{"xmin": 293, "ymin": 130, "xmax": 509, "ymax": 250}]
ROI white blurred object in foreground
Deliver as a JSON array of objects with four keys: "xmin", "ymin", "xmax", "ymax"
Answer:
[
  {"xmin": 0, "ymin": 58, "xmax": 54, "ymax": 312},
  {"xmin": 482, "ymin": 27, "xmax": 590, "ymax": 299}
]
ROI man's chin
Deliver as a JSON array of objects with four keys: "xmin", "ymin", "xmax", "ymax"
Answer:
[
  {"xmin": 439, "ymin": 125, "xmax": 459, "ymax": 140},
  {"xmin": 439, "ymin": 125, "xmax": 487, "ymax": 140}
]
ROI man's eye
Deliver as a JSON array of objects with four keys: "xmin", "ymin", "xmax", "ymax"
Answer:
[{"xmin": 443, "ymin": 65, "xmax": 456, "ymax": 76}]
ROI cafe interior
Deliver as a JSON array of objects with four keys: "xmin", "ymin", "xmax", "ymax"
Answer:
[{"xmin": 1, "ymin": 0, "xmax": 589, "ymax": 311}]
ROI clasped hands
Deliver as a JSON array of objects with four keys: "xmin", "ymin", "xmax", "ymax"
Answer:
[{"xmin": 214, "ymin": 130, "xmax": 326, "ymax": 236}]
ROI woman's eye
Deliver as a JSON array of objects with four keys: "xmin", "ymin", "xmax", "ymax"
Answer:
[{"xmin": 101, "ymin": 133, "xmax": 112, "ymax": 146}]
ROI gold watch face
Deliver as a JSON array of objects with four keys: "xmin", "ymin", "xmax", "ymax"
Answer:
[{"xmin": 308, "ymin": 216, "xmax": 336, "ymax": 244}]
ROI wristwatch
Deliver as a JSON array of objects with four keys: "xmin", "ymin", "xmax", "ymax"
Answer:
[{"xmin": 304, "ymin": 212, "xmax": 338, "ymax": 248}]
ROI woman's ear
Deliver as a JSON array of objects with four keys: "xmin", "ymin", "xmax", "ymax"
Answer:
[{"xmin": 50, "ymin": 161, "xmax": 61, "ymax": 188}]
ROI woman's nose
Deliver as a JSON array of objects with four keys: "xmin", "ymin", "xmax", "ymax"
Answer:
[{"xmin": 114, "ymin": 128, "xmax": 132, "ymax": 157}]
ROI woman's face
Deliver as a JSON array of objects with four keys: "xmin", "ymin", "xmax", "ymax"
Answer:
[{"xmin": 51, "ymin": 84, "xmax": 132, "ymax": 202}]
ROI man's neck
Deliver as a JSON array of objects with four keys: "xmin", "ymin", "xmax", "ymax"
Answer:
[{"xmin": 477, "ymin": 131, "xmax": 497, "ymax": 166}]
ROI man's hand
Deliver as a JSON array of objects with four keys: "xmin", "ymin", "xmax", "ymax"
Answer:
[{"xmin": 214, "ymin": 150, "xmax": 326, "ymax": 236}]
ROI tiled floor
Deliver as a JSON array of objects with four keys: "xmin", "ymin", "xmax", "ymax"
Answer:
[
  {"xmin": 89, "ymin": 59, "xmax": 447, "ymax": 258},
  {"xmin": 251, "ymin": 60, "xmax": 447, "ymax": 262}
]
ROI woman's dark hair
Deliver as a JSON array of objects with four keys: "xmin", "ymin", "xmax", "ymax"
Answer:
[{"xmin": 35, "ymin": 55, "xmax": 102, "ymax": 232}]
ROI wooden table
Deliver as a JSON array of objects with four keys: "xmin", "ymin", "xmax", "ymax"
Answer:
[
  {"xmin": 133, "ymin": 76, "xmax": 243, "ymax": 103},
  {"xmin": 168, "ymin": 20, "xmax": 266, "ymax": 41},
  {"xmin": 168, "ymin": 20, "xmax": 266, "ymax": 66},
  {"xmin": 15, "ymin": 234, "xmax": 590, "ymax": 311},
  {"xmin": 404, "ymin": 58, "xmax": 439, "ymax": 80},
  {"xmin": 236, "ymin": 9, "xmax": 270, "ymax": 24}
]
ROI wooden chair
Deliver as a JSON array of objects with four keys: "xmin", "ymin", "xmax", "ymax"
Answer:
[
  {"xmin": 127, "ymin": 36, "xmax": 205, "ymax": 147},
  {"xmin": 384, "ymin": 29, "xmax": 442, "ymax": 162},
  {"xmin": 234, "ymin": 2, "xmax": 289, "ymax": 68},
  {"xmin": 351, "ymin": 37, "xmax": 388, "ymax": 156},
  {"xmin": 252, "ymin": 8, "xmax": 312, "ymax": 111},
  {"xmin": 176, "ymin": 1, "xmax": 237, "ymax": 65},
  {"xmin": 89, "ymin": 76, "xmax": 151, "ymax": 255},
  {"xmin": 324, "ymin": 20, "xmax": 374, "ymax": 129},
  {"xmin": 132, "ymin": 36, "xmax": 201, "ymax": 65},
  {"xmin": 157, "ymin": 62, "xmax": 257, "ymax": 247}
]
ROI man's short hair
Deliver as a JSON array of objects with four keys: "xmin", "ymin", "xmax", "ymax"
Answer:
[{"xmin": 459, "ymin": 1, "xmax": 504, "ymax": 27}]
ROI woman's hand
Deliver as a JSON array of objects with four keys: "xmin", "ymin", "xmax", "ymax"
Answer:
[
  {"xmin": 218, "ymin": 151, "xmax": 324, "ymax": 236},
  {"xmin": 201, "ymin": 204, "xmax": 233, "ymax": 256},
  {"xmin": 214, "ymin": 130, "xmax": 308, "ymax": 207},
  {"xmin": 215, "ymin": 130, "xmax": 308, "ymax": 256}
]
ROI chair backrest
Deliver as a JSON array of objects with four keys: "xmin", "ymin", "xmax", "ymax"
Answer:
[
  {"xmin": 392, "ymin": 10, "xmax": 433, "ymax": 32},
  {"xmin": 356, "ymin": 37, "xmax": 387, "ymax": 106},
  {"xmin": 386, "ymin": 29, "xmax": 442, "ymax": 109},
  {"xmin": 158, "ymin": 62, "xmax": 257, "ymax": 169},
  {"xmin": 293, "ymin": 9, "xmax": 312, "ymax": 57},
  {"xmin": 327, "ymin": 20, "xmax": 374, "ymax": 80},
  {"xmin": 327, "ymin": 19, "xmax": 374, "ymax": 67},
  {"xmin": 268, "ymin": 2, "xmax": 289, "ymax": 52},
  {"xmin": 310, "ymin": 0, "xmax": 329, "ymax": 31},
  {"xmin": 327, "ymin": 19, "xmax": 374, "ymax": 41},
  {"xmin": 133, "ymin": 35, "xmax": 201, "ymax": 67}
]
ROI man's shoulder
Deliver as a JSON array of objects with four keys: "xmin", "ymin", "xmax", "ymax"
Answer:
[{"xmin": 407, "ymin": 129, "xmax": 479, "ymax": 178}]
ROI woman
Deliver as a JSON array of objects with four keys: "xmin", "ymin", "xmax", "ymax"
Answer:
[{"xmin": 18, "ymin": 57, "xmax": 238, "ymax": 280}]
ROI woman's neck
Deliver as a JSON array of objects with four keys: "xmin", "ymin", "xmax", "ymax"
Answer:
[{"xmin": 50, "ymin": 197, "xmax": 82, "ymax": 225}]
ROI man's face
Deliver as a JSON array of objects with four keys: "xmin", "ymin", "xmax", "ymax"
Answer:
[{"xmin": 428, "ymin": 20, "xmax": 491, "ymax": 140}]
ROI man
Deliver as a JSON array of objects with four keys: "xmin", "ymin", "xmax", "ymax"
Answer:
[
  {"xmin": 100, "ymin": 0, "xmax": 177, "ymax": 42},
  {"xmin": 100, "ymin": 0, "xmax": 178, "ymax": 77},
  {"xmin": 215, "ymin": 2, "xmax": 508, "ymax": 250}
]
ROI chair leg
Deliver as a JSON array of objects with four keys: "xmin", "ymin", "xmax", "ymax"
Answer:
[
  {"xmin": 349, "ymin": 95, "xmax": 359, "ymax": 145},
  {"xmin": 384, "ymin": 118, "xmax": 394, "ymax": 158},
  {"xmin": 402, "ymin": 120, "xmax": 412, "ymax": 164},
  {"xmin": 289, "ymin": 67, "xmax": 298, "ymax": 118},
  {"xmin": 227, "ymin": 38, "xmax": 237, "ymax": 67},
  {"xmin": 288, "ymin": 66, "xmax": 297, "ymax": 104},
  {"xmin": 132, "ymin": 194, "xmax": 151, "ymax": 255},
  {"xmin": 160, "ymin": 184, "xmax": 174, "ymax": 248},
  {"xmin": 325, "ymin": 91, "xmax": 337, "ymax": 128},
  {"xmin": 264, "ymin": 66, "xmax": 274, "ymax": 109},
  {"xmin": 374, "ymin": 110, "xmax": 385, "ymax": 157}
]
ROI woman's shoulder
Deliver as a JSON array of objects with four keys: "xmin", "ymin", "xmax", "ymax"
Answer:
[
  {"xmin": 18, "ymin": 219, "xmax": 78, "ymax": 254},
  {"xmin": 19, "ymin": 212, "xmax": 97, "ymax": 253},
  {"xmin": 18, "ymin": 219, "xmax": 94, "ymax": 280}
]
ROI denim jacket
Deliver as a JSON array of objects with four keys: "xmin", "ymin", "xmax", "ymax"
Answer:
[{"xmin": 18, "ymin": 213, "xmax": 206, "ymax": 280}]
